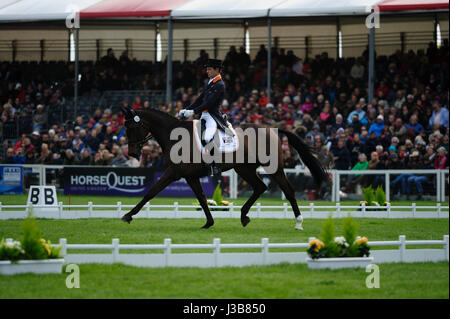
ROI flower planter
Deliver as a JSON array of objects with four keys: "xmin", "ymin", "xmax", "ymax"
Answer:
[
  {"xmin": 0, "ymin": 259, "xmax": 64, "ymax": 275},
  {"xmin": 306, "ymin": 257, "xmax": 374, "ymax": 270}
]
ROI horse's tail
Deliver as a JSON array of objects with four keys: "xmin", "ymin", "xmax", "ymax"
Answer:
[{"xmin": 278, "ymin": 129, "xmax": 330, "ymax": 187}]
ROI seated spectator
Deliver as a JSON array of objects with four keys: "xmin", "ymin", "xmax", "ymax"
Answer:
[
  {"xmin": 434, "ymin": 147, "xmax": 448, "ymax": 169},
  {"xmin": 429, "ymin": 100, "xmax": 449, "ymax": 129},
  {"xmin": 406, "ymin": 114, "xmax": 424, "ymax": 135},
  {"xmin": 368, "ymin": 115, "xmax": 385, "ymax": 137}
]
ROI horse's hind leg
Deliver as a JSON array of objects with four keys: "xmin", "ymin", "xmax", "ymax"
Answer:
[
  {"xmin": 269, "ymin": 168, "xmax": 304, "ymax": 230},
  {"xmin": 234, "ymin": 166, "xmax": 267, "ymax": 227},
  {"xmin": 186, "ymin": 177, "xmax": 214, "ymax": 229}
]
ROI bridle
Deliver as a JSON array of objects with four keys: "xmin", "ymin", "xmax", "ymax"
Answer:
[{"xmin": 124, "ymin": 117, "xmax": 153, "ymax": 149}]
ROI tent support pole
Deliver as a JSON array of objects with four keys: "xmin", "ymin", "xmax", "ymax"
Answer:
[
  {"xmin": 74, "ymin": 28, "xmax": 79, "ymax": 120},
  {"xmin": 368, "ymin": 25, "xmax": 375, "ymax": 104},
  {"xmin": 166, "ymin": 18, "xmax": 173, "ymax": 104},
  {"xmin": 267, "ymin": 17, "xmax": 271, "ymax": 103}
]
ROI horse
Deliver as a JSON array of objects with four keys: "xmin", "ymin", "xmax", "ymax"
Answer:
[{"xmin": 120, "ymin": 106, "xmax": 329, "ymax": 229}]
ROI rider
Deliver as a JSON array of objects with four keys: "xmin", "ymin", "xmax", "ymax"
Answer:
[{"xmin": 178, "ymin": 59, "xmax": 228, "ymax": 177}]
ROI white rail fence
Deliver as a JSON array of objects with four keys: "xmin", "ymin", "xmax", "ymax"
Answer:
[
  {"xmin": 7, "ymin": 235, "xmax": 447, "ymax": 268},
  {"xmin": 0, "ymin": 202, "xmax": 448, "ymax": 219},
  {"xmin": 1, "ymin": 164, "xmax": 448, "ymax": 202}
]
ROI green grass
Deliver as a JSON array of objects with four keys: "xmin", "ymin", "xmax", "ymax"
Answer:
[
  {"xmin": 0, "ymin": 195, "xmax": 448, "ymax": 299},
  {"xmin": 0, "ymin": 218, "xmax": 448, "ymax": 245},
  {"xmin": 0, "ymin": 194, "xmax": 448, "ymax": 207},
  {"xmin": 0, "ymin": 262, "xmax": 448, "ymax": 298}
]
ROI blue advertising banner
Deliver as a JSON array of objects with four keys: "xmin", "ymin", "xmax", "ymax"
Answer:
[
  {"xmin": 155, "ymin": 172, "xmax": 216, "ymax": 198},
  {"xmin": 63, "ymin": 167, "xmax": 216, "ymax": 197},
  {"xmin": 63, "ymin": 167, "xmax": 154, "ymax": 196},
  {"xmin": 0, "ymin": 166, "xmax": 23, "ymax": 195}
]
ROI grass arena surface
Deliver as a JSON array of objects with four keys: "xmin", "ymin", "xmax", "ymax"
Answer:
[
  {"xmin": 0, "ymin": 262, "xmax": 448, "ymax": 299},
  {"xmin": 0, "ymin": 195, "xmax": 448, "ymax": 299},
  {"xmin": 0, "ymin": 194, "xmax": 448, "ymax": 207}
]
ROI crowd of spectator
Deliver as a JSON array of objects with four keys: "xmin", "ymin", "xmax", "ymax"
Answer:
[{"xmin": 1, "ymin": 40, "xmax": 449, "ymax": 197}]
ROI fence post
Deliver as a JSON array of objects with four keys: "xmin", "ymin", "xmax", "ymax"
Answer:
[
  {"xmin": 412, "ymin": 203, "xmax": 416, "ymax": 218},
  {"xmin": 26, "ymin": 202, "xmax": 31, "ymax": 215},
  {"xmin": 444, "ymin": 235, "xmax": 449, "ymax": 262},
  {"xmin": 436, "ymin": 170, "xmax": 441, "ymax": 203},
  {"xmin": 336, "ymin": 171, "xmax": 341, "ymax": 202},
  {"xmin": 262, "ymin": 238, "xmax": 269, "ymax": 265},
  {"xmin": 309, "ymin": 203, "xmax": 314, "ymax": 216},
  {"xmin": 362, "ymin": 202, "xmax": 366, "ymax": 217},
  {"xmin": 336, "ymin": 202, "xmax": 341, "ymax": 218},
  {"xmin": 229, "ymin": 202, "xmax": 234, "ymax": 218},
  {"xmin": 117, "ymin": 201, "xmax": 122, "ymax": 218},
  {"xmin": 385, "ymin": 172, "xmax": 390, "ymax": 202},
  {"xmin": 0, "ymin": 202, "xmax": 2, "ymax": 213},
  {"xmin": 174, "ymin": 202, "xmax": 179, "ymax": 218},
  {"xmin": 112, "ymin": 238, "xmax": 119, "ymax": 263},
  {"xmin": 88, "ymin": 201, "xmax": 93, "ymax": 218},
  {"xmin": 145, "ymin": 202, "xmax": 150, "ymax": 218},
  {"xmin": 437, "ymin": 203, "xmax": 441, "ymax": 218},
  {"xmin": 256, "ymin": 202, "xmax": 261, "ymax": 218},
  {"xmin": 283, "ymin": 203, "xmax": 288, "ymax": 219},
  {"xmin": 59, "ymin": 238, "xmax": 67, "ymax": 256},
  {"xmin": 387, "ymin": 202, "xmax": 391, "ymax": 218},
  {"xmin": 164, "ymin": 238, "xmax": 172, "ymax": 267},
  {"xmin": 213, "ymin": 238, "xmax": 221, "ymax": 267},
  {"xmin": 57, "ymin": 201, "xmax": 62, "ymax": 219},
  {"xmin": 399, "ymin": 235, "xmax": 406, "ymax": 262}
]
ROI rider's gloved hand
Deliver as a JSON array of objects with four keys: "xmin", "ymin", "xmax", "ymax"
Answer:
[{"xmin": 183, "ymin": 110, "xmax": 194, "ymax": 118}]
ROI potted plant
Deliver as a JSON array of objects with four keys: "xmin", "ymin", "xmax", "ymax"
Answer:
[
  {"xmin": 193, "ymin": 182, "xmax": 231, "ymax": 211},
  {"xmin": 0, "ymin": 212, "xmax": 64, "ymax": 275},
  {"xmin": 359, "ymin": 185, "xmax": 389, "ymax": 211},
  {"xmin": 306, "ymin": 215, "xmax": 373, "ymax": 269}
]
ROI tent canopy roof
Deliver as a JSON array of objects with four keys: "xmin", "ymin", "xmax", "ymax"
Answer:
[
  {"xmin": 0, "ymin": 0, "xmax": 447, "ymax": 23},
  {"xmin": 269, "ymin": 0, "xmax": 381, "ymax": 17},
  {"xmin": 0, "ymin": 0, "xmax": 101, "ymax": 22},
  {"xmin": 80, "ymin": 0, "xmax": 190, "ymax": 18},
  {"xmin": 377, "ymin": 0, "xmax": 449, "ymax": 12},
  {"xmin": 170, "ymin": 0, "xmax": 285, "ymax": 19}
]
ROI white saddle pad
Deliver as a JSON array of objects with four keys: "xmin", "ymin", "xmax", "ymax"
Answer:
[{"xmin": 193, "ymin": 120, "xmax": 239, "ymax": 154}]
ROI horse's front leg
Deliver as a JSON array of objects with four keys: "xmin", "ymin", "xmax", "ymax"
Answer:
[
  {"xmin": 186, "ymin": 177, "xmax": 214, "ymax": 229},
  {"xmin": 121, "ymin": 170, "xmax": 177, "ymax": 223}
]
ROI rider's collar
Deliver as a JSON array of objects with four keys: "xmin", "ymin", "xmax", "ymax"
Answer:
[{"xmin": 208, "ymin": 74, "xmax": 221, "ymax": 85}]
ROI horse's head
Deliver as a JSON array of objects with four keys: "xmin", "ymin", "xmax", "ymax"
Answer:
[{"xmin": 121, "ymin": 106, "xmax": 150, "ymax": 160}]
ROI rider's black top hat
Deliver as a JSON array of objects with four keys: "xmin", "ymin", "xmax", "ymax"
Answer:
[{"xmin": 204, "ymin": 59, "xmax": 222, "ymax": 69}]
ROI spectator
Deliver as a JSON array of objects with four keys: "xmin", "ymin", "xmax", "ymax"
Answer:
[
  {"xmin": 368, "ymin": 115, "xmax": 385, "ymax": 137},
  {"xmin": 332, "ymin": 139, "xmax": 352, "ymax": 170},
  {"xmin": 429, "ymin": 100, "xmax": 449, "ymax": 129},
  {"xmin": 434, "ymin": 147, "xmax": 448, "ymax": 169}
]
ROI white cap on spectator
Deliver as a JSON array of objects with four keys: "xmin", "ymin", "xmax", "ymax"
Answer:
[
  {"xmin": 15, "ymin": 83, "xmax": 22, "ymax": 90},
  {"xmin": 48, "ymin": 129, "xmax": 55, "ymax": 135},
  {"xmin": 282, "ymin": 96, "xmax": 291, "ymax": 104},
  {"xmin": 266, "ymin": 103, "xmax": 274, "ymax": 109},
  {"xmin": 222, "ymin": 99, "xmax": 229, "ymax": 107},
  {"xmin": 32, "ymin": 130, "xmax": 40, "ymax": 136},
  {"xmin": 377, "ymin": 114, "xmax": 384, "ymax": 120}
]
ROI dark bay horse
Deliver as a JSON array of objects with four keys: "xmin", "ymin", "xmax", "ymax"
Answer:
[{"xmin": 120, "ymin": 107, "xmax": 329, "ymax": 229}]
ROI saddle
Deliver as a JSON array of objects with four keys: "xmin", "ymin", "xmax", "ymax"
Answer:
[{"xmin": 194, "ymin": 118, "xmax": 239, "ymax": 155}]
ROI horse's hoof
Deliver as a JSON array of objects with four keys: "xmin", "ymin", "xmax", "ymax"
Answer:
[
  {"xmin": 201, "ymin": 221, "xmax": 214, "ymax": 229},
  {"xmin": 121, "ymin": 214, "xmax": 132, "ymax": 224},
  {"xmin": 241, "ymin": 217, "xmax": 250, "ymax": 227},
  {"xmin": 295, "ymin": 215, "xmax": 303, "ymax": 230}
]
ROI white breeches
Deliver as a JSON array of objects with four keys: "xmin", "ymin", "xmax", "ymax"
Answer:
[{"xmin": 200, "ymin": 112, "xmax": 217, "ymax": 143}]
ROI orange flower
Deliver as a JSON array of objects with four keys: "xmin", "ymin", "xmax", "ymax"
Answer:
[
  {"xmin": 356, "ymin": 237, "xmax": 368, "ymax": 245},
  {"xmin": 309, "ymin": 239, "xmax": 324, "ymax": 252},
  {"xmin": 40, "ymin": 238, "xmax": 51, "ymax": 256}
]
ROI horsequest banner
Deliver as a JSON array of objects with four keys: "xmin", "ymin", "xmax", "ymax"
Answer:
[{"xmin": 63, "ymin": 167, "xmax": 216, "ymax": 197}]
